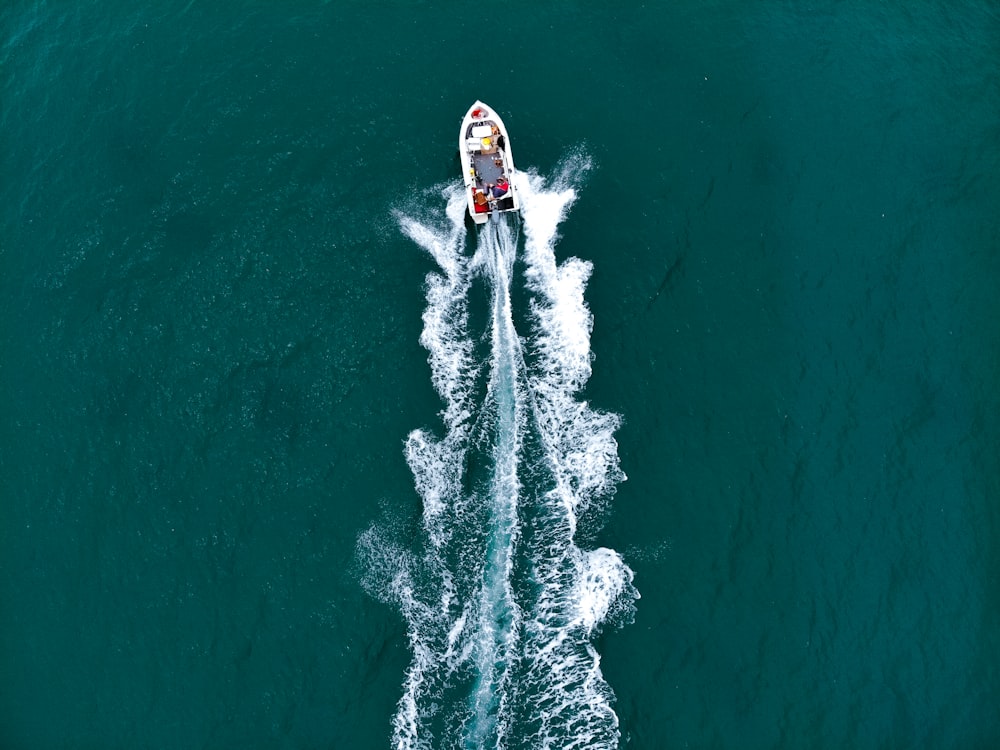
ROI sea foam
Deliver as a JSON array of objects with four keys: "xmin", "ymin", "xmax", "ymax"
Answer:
[{"xmin": 360, "ymin": 157, "xmax": 637, "ymax": 749}]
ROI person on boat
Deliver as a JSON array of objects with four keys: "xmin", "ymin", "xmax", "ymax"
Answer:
[{"xmin": 491, "ymin": 178, "xmax": 509, "ymax": 199}]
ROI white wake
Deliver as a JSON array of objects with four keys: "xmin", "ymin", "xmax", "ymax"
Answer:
[{"xmin": 359, "ymin": 156, "xmax": 638, "ymax": 750}]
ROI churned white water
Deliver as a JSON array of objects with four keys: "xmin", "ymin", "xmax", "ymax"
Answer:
[{"xmin": 359, "ymin": 157, "xmax": 638, "ymax": 750}]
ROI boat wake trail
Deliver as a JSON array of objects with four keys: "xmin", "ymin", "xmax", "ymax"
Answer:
[{"xmin": 358, "ymin": 154, "xmax": 638, "ymax": 750}]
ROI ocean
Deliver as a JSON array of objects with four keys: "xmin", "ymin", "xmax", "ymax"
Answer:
[{"xmin": 2, "ymin": 1, "xmax": 999, "ymax": 748}]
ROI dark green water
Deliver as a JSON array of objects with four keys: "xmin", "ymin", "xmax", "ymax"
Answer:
[{"xmin": 3, "ymin": 1, "xmax": 999, "ymax": 748}]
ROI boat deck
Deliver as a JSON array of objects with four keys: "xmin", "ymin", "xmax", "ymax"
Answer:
[{"xmin": 472, "ymin": 151, "xmax": 507, "ymax": 187}]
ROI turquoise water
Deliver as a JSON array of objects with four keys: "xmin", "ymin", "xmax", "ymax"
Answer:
[{"xmin": 3, "ymin": 1, "xmax": 999, "ymax": 748}]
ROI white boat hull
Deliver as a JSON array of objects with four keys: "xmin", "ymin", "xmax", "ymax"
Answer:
[{"xmin": 459, "ymin": 101, "xmax": 520, "ymax": 224}]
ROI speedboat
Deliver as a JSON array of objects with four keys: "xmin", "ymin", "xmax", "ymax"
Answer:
[{"xmin": 459, "ymin": 101, "xmax": 520, "ymax": 224}]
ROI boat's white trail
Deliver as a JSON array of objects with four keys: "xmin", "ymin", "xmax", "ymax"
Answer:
[
  {"xmin": 358, "ymin": 157, "xmax": 637, "ymax": 750},
  {"xmin": 464, "ymin": 217, "xmax": 523, "ymax": 749}
]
